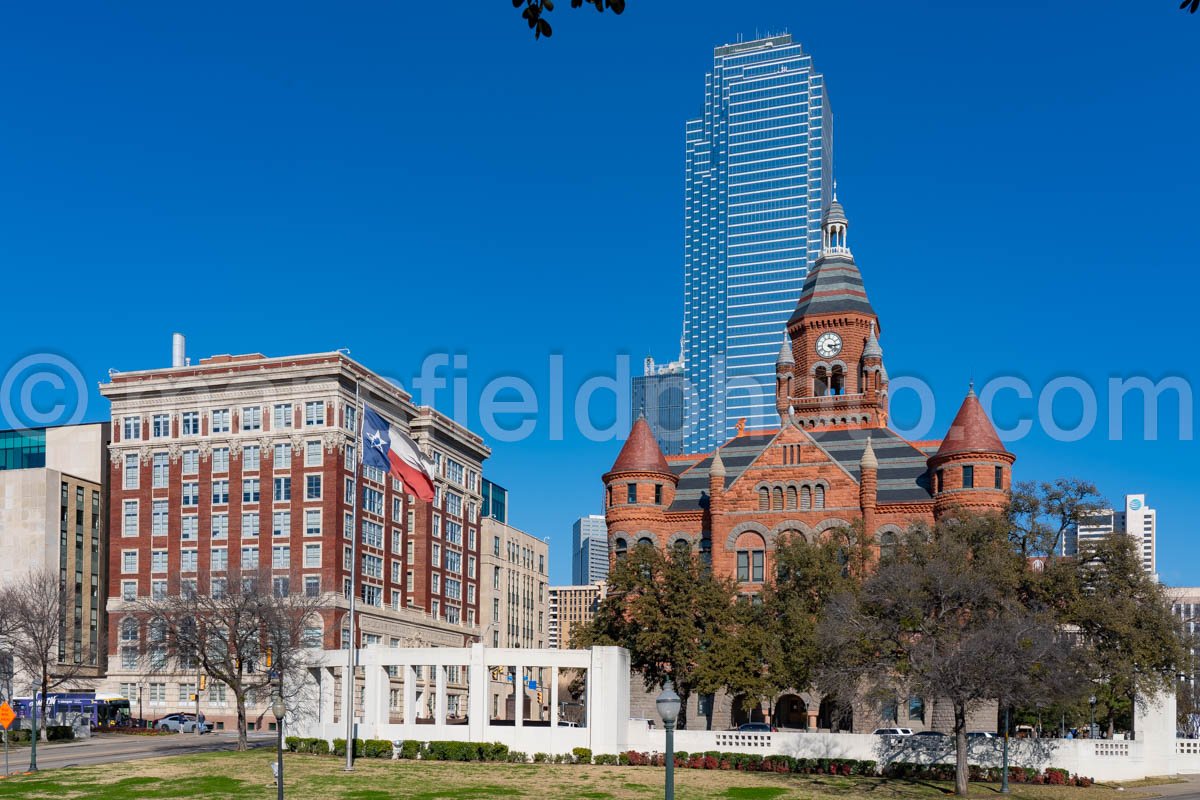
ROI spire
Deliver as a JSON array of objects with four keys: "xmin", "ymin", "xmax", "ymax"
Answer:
[
  {"xmin": 608, "ymin": 417, "xmax": 672, "ymax": 476},
  {"xmin": 776, "ymin": 334, "xmax": 794, "ymax": 365},
  {"xmin": 863, "ymin": 320, "xmax": 883, "ymax": 360},
  {"xmin": 933, "ymin": 385, "xmax": 1007, "ymax": 459},
  {"xmin": 790, "ymin": 195, "xmax": 873, "ymax": 325},
  {"xmin": 859, "ymin": 435, "xmax": 878, "ymax": 470},
  {"xmin": 710, "ymin": 448, "xmax": 726, "ymax": 478}
]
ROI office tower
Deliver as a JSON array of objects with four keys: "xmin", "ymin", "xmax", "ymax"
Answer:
[
  {"xmin": 571, "ymin": 514, "xmax": 609, "ymax": 585},
  {"xmin": 1075, "ymin": 493, "xmax": 1157, "ymax": 578},
  {"xmin": 548, "ymin": 583, "xmax": 607, "ymax": 649},
  {"xmin": 631, "ymin": 355, "xmax": 688, "ymax": 456},
  {"xmin": 480, "ymin": 517, "xmax": 549, "ymax": 650},
  {"xmin": 0, "ymin": 423, "xmax": 110, "ymax": 685},
  {"xmin": 682, "ymin": 33, "xmax": 834, "ymax": 452}
]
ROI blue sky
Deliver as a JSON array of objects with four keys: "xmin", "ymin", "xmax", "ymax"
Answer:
[{"xmin": 1, "ymin": 2, "xmax": 1196, "ymax": 586}]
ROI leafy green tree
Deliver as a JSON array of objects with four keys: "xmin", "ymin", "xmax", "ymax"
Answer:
[
  {"xmin": 1065, "ymin": 533, "xmax": 1188, "ymax": 737},
  {"xmin": 818, "ymin": 512, "xmax": 1078, "ymax": 796},
  {"xmin": 1008, "ymin": 478, "xmax": 1104, "ymax": 558},
  {"xmin": 578, "ymin": 543, "xmax": 736, "ymax": 729}
]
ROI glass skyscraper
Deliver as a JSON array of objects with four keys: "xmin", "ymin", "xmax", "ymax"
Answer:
[{"xmin": 682, "ymin": 34, "xmax": 833, "ymax": 453}]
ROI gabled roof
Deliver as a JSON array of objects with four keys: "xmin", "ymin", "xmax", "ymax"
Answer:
[
  {"xmin": 808, "ymin": 428, "xmax": 933, "ymax": 504},
  {"xmin": 667, "ymin": 433, "xmax": 777, "ymax": 512}
]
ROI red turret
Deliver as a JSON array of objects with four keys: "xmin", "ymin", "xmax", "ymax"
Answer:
[{"xmin": 928, "ymin": 386, "xmax": 1014, "ymax": 518}]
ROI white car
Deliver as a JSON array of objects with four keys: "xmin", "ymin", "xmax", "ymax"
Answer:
[
  {"xmin": 872, "ymin": 727, "xmax": 914, "ymax": 736},
  {"xmin": 154, "ymin": 713, "xmax": 213, "ymax": 733}
]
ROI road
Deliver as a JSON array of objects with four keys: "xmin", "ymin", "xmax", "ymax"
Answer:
[{"xmin": 2, "ymin": 731, "xmax": 274, "ymax": 773}]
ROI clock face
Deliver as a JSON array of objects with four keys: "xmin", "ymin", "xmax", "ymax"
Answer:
[{"xmin": 815, "ymin": 332, "xmax": 842, "ymax": 359}]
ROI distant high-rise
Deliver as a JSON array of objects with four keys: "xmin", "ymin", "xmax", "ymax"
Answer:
[
  {"xmin": 1073, "ymin": 493, "xmax": 1158, "ymax": 578},
  {"xmin": 631, "ymin": 355, "xmax": 687, "ymax": 456},
  {"xmin": 572, "ymin": 514, "xmax": 609, "ymax": 585},
  {"xmin": 681, "ymin": 33, "xmax": 834, "ymax": 453}
]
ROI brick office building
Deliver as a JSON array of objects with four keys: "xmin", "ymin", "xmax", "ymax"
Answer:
[
  {"xmin": 606, "ymin": 200, "xmax": 1014, "ymax": 732},
  {"xmin": 99, "ymin": 344, "xmax": 487, "ymax": 727}
]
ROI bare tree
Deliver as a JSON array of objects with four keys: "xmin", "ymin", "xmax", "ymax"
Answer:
[
  {"xmin": 1008, "ymin": 478, "xmax": 1105, "ymax": 558},
  {"xmin": 8, "ymin": 570, "xmax": 93, "ymax": 739},
  {"xmin": 138, "ymin": 565, "xmax": 326, "ymax": 750},
  {"xmin": 818, "ymin": 514, "xmax": 1079, "ymax": 796},
  {"xmin": 0, "ymin": 584, "xmax": 19, "ymax": 703}
]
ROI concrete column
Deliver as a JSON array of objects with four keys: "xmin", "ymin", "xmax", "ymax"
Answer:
[
  {"xmin": 550, "ymin": 666, "xmax": 560, "ymax": 739},
  {"xmin": 403, "ymin": 665, "xmax": 417, "ymax": 728},
  {"xmin": 468, "ymin": 643, "xmax": 488, "ymax": 742},
  {"xmin": 318, "ymin": 667, "xmax": 336, "ymax": 731},
  {"xmin": 436, "ymin": 665, "xmax": 448, "ymax": 726},
  {"xmin": 514, "ymin": 662, "xmax": 523, "ymax": 731},
  {"xmin": 363, "ymin": 664, "xmax": 388, "ymax": 732},
  {"xmin": 807, "ymin": 710, "xmax": 819, "ymax": 731}
]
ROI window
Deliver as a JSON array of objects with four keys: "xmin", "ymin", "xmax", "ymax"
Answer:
[
  {"xmin": 431, "ymin": 599, "xmax": 440, "ymax": 618},
  {"xmin": 432, "ymin": 543, "xmax": 441, "ymax": 568},
  {"xmin": 467, "ymin": 584, "xmax": 476, "ymax": 604},
  {"xmin": 362, "ymin": 584, "xmax": 382, "ymax": 607},
  {"xmin": 181, "ymin": 516, "xmax": 198, "ymax": 540},
  {"xmin": 212, "ymin": 547, "xmax": 228, "ymax": 572},
  {"xmin": 121, "ymin": 581, "xmax": 137, "ymax": 601},
  {"xmin": 344, "ymin": 546, "xmax": 353, "ymax": 569},
  {"xmin": 431, "ymin": 573, "xmax": 440, "ymax": 593},
  {"xmin": 814, "ymin": 485, "xmax": 825, "ymax": 509},
  {"xmin": 306, "ymin": 475, "xmax": 322, "ymax": 500},
  {"xmin": 182, "ymin": 449, "xmax": 199, "ymax": 474},
  {"xmin": 304, "ymin": 440, "xmax": 322, "ymax": 467},
  {"xmin": 305, "ymin": 509, "xmax": 321, "ymax": 536},
  {"xmin": 626, "ymin": 483, "xmax": 637, "ymax": 503},
  {"xmin": 344, "ymin": 445, "xmax": 356, "ymax": 470},
  {"xmin": 445, "ymin": 550, "xmax": 462, "ymax": 575},
  {"xmin": 152, "ymin": 453, "xmax": 169, "ymax": 488},
  {"xmin": 273, "ymin": 511, "xmax": 291, "ymax": 537},
  {"xmin": 362, "ymin": 520, "xmax": 383, "ymax": 548},
  {"xmin": 344, "ymin": 405, "xmax": 357, "ymax": 432},
  {"xmin": 493, "ymin": 536, "xmax": 500, "ymax": 557},
  {"xmin": 879, "ymin": 531, "xmax": 897, "ymax": 561},
  {"xmin": 273, "ymin": 404, "xmax": 293, "ymax": 429},
  {"xmin": 304, "ymin": 401, "xmax": 325, "ymax": 427},
  {"xmin": 406, "ymin": 570, "xmax": 414, "ymax": 592},
  {"xmin": 122, "ymin": 550, "xmax": 138, "ymax": 573},
  {"xmin": 304, "ymin": 576, "xmax": 320, "ymax": 597},
  {"xmin": 445, "ymin": 493, "xmax": 462, "ymax": 517},
  {"xmin": 182, "ymin": 482, "xmax": 199, "ymax": 507},
  {"xmin": 995, "ymin": 465, "xmax": 1004, "ymax": 489},
  {"xmin": 182, "ymin": 411, "xmax": 200, "ymax": 436},
  {"xmin": 272, "ymin": 545, "xmax": 291, "ymax": 569},
  {"xmin": 392, "ymin": 528, "xmax": 401, "ymax": 551},
  {"xmin": 212, "ymin": 513, "xmax": 229, "ymax": 539},
  {"xmin": 121, "ymin": 647, "xmax": 138, "ymax": 669},
  {"xmin": 406, "ymin": 540, "xmax": 415, "ymax": 564},
  {"xmin": 212, "ymin": 447, "xmax": 230, "ymax": 474},
  {"xmin": 445, "ymin": 520, "xmax": 462, "ymax": 545},
  {"xmin": 152, "ymin": 549, "xmax": 168, "ymax": 573},
  {"xmin": 211, "ymin": 578, "xmax": 227, "ymax": 598},
  {"xmin": 962, "ymin": 465, "xmax": 975, "ymax": 489},
  {"xmin": 344, "ymin": 512, "xmax": 354, "ymax": 539},
  {"xmin": 467, "ymin": 555, "xmax": 477, "ymax": 579},
  {"xmin": 181, "ymin": 549, "xmax": 198, "ymax": 572},
  {"xmin": 212, "ymin": 480, "xmax": 230, "ymax": 505},
  {"xmin": 273, "ymin": 477, "xmax": 291, "ymax": 502},
  {"xmin": 212, "ymin": 408, "xmax": 231, "ymax": 433},
  {"xmin": 304, "ymin": 543, "xmax": 321, "ymax": 568},
  {"xmin": 242, "ymin": 406, "xmax": 262, "ymax": 431},
  {"xmin": 244, "ymin": 445, "xmax": 261, "ymax": 471},
  {"xmin": 445, "ymin": 578, "xmax": 462, "ymax": 601},
  {"xmin": 908, "ymin": 696, "xmax": 926, "ymax": 721},
  {"xmin": 274, "ymin": 443, "xmax": 291, "ymax": 469},
  {"xmin": 273, "ymin": 576, "xmax": 290, "ymax": 597},
  {"xmin": 152, "ymin": 501, "xmax": 168, "ymax": 535},
  {"xmin": 123, "ymin": 454, "xmax": 139, "ymax": 489},
  {"xmin": 122, "ymin": 416, "xmax": 141, "ymax": 440},
  {"xmin": 363, "ymin": 554, "xmax": 383, "ymax": 579},
  {"xmin": 243, "ymin": 479, "xmax": 260, "ymax": 503},
  {"xmin": 152, "ymin": 414, "xmax": 171, "ymax": 438},
  {"xmin": 445, "ymin": 459, "xmax": 464, "ymax": 485},
  {"xmin": 242, "ymin": 512, "xmax": 260, "ymax": 538},
  {"xmin": 936, "ymin": 468, "xmax": 944, "ymax": 493},
  {"xmin": 123, "ymin": 500, "xmax": 139, "ymax": 537},
  {"xmin": 433, "ymin": 514, "xmax": 441, "ymax": 538},
  {"xmin": 363, "ymin": 487, "xmax": 383, "ymax": 515},
  {"xmin": 241, "ymin": 547, "xmax": 259, "ymax": 570}
]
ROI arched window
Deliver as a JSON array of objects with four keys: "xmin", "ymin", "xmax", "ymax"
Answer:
[
  {"xmin": 637, "ymin": 536, "xmax": 654, "ymax": 548},
  {"xmin": 814, "ymin": 485, "xmax": 825, "ymax": 509},
  {"xmin": 813, "ymin": 366, "xmax": 828, "ymax": 396},
  {"xmin": 758, "ymin": 488, "xmax": 770, "ymax": 511},
  {"xmin": 786, "ymin": 486, "xmax": 797, "ymax": 510},
  {"xmin": 879, "ymin": 532, "xmax": 897, "ymax": 561},
  {"xmin": 614, "ymin": 538, "xmax": 628, "ymax": 560},
  {"xmin": 120, "ymin": 618, "xmax": 138, "ymax": 642},
  {"xmin": 830, "ymin": 365, "xmax": 845, "ymax": 396},
  {"xmin": 771, "ymin": 487, "xmax": 784, "ymax": 511},
  {"xmin": 734, "ymin": 532, "xmax": 767, "ymax": 584},
  {"xmin": 672, "ymin": 538, "xmax": 691, "ymax": 555},
  {"xmin": 800, "ymin": 486, "xmax": 812, "ymax": 511}
]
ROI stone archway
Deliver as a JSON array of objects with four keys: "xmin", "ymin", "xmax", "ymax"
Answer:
[
  {"xmin": 731, "ymin": 695, "xmax": 767, "ymax": 727},
  {"xmin": 774, "ymin": 694, "xmax": 808, "ymax": 729},
  {"xmin": 818, "ymin": 696, "xmax": 853, "ymax": 733}
]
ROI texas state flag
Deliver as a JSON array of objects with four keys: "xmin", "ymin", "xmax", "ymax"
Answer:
[{"xmin": 361, "ymin": 404, "xmax": 436, "ymax": 503}]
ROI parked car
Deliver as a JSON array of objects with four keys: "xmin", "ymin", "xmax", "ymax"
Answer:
[
  {"xmin": 154, "ymin": 713, "xmax": 213, "ymax": 733},
  {"xmin": 737, "ymin": 722, "xmax": 776, "ymax": 732},
  {"xmin": 872, "ymin": 727, "xmax": 914, "ymax": 736},
  {"xmin": 912, "ymin": 730, "xmax": 948, "ymax": 738},
  {"xmin": 556, "ymin": 720, "xmax": 580, "ymax": 728},
  {"xmin": 967, "ymin": 731, "xmax": 997, "ymax": 740}
]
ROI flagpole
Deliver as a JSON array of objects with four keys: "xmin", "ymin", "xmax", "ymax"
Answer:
[{"xmin": 344, "ymin": 376, "xmax": 363, "ymax": 772}]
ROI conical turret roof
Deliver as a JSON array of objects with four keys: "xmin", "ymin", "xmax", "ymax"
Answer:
[
  {"xmin": 933, "ymin": 387, "xmax": 1007, "ymax": 459},
  {"xmin": 608, "ymin": 417, "xmax": 671, "ymax": 475}
]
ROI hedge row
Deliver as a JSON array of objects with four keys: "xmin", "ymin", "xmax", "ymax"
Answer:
[
  {"xmin": 1, "ymin": 727, "xmax": 74, "ymax": 743},
  {"xmin": 615, "ymin": 752, "xmax": 877, "ymax": 774},
  {"xmin": 286, "ymin": 738, "xmax": 527, "ymax": 763},
  {"xmin": 883, "ymin": 762, "xmax": 1094, "ymax": 787}
]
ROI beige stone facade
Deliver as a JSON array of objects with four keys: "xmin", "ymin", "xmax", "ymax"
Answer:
[{"xmin": 548, "ymin": 583, "xmax": 606, "ymax": 649}]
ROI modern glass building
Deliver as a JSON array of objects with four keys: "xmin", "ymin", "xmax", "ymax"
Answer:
[
  {"xmin": 630, "ymin": 355, "xmax": 688, "ymax": 456},
  {"xmin": 481, "ymin": 478, "xmax": 508, "ymax": 525},
  {"xmin": 571, "ymin": 514, "xmax": 609, "ymax": 585},
  {"xmin": 682, "ymin": 34, "xmax": 833, "ymax": 453}
]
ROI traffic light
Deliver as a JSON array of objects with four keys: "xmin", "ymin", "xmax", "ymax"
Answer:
[
  {"xmin": 198, "ymin": 675, "xmax": 207, "ymax": 691},
  {"xmin": 189, "ymin": 694, "xmax": 197, "ymax": 701},
  {"xmin": 265, "ymin": 647, "xmax": 273, "ymax": 668},
  {"xmin": 536, "ymin": 690, "xmax": 543, "ymax": 704}
]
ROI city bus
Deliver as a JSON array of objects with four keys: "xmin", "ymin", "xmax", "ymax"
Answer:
[{"xmin": 12, "ymin": 692, "xmax": 132, "ymax": 729}]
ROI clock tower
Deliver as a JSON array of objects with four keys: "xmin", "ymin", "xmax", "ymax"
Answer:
[{"xmin": 775, "ymin": 196, "xmax": 889, "ymax": 431}]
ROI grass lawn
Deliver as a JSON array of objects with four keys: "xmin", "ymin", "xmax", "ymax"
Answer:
[{"xmin": 0, "ymin": 750, "xmax": 1148, "ymax": 800}]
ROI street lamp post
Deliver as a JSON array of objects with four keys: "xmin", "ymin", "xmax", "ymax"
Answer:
[
  {"xmin": 138, "ymin": 684, "xmax": 144, "ymax": 728},
  {"xmin": 273, "ymin": 694, "xmax": 286, "ymax": 800},
  {"xmin": 1089, "ymin": 695, "xmax": 1097, "ymax": 739},
  {"xmin": 28, "ymin": 688, "xmax": 38, "ymax": 772},
  {"xmin": 1000, "ymin": 706, "xmax": 1010, "ymax": 794},
  {"xmin": 656, "ymin": 682, "xmax": 681, "ymax": 800}
]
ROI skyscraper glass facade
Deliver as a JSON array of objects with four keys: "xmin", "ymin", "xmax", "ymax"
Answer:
[
  {"xmin": 631, "ymin": 356, "xmax": 688, "ymax": 456},
  {"xmin": 682, "ymin": 34, "xmax": 833, "ymax": 453}
]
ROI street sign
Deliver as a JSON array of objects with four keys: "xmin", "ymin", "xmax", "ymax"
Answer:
[{"xmin": 0, "ymin": 703, "xmax": 14, "ymax": 730}]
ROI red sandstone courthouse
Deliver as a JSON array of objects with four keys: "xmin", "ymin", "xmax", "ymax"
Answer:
[{"xmin": 604, "ymin": 199, "xmax": 1014, "ymax": 592}]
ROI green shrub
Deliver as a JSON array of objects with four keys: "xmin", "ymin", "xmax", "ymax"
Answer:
[
  {"xmin": 301, "ymin": 738, "xmax": 329, "ymax": 755},
  {"xmin": 507, "ymin": 751, "xmax": 528, "ymax": 763},
  {"xmin": 45, "ymin": 726, "xmax": 74, "ymax": 741},
  {"xmin": 363, "ymin": 739, "xmax": 393, "ymax": 758},
  {"xmin": 484, "ymin": 742, "xmax": 510, "ymax": 762},
  {"xmin": 332, "ymin": 738, "xmax": 364, "ymax": 757},
  {"xmin": 572, "ymin": 747, "xmax": 592, "ymax": 765},
  {"xmin": 399, "ymin": 740, "xmax": 421, "ymax": 759},
  {"xmin": 285, "ymin": 736, "xmax": 300, "ymax": 752},
  {"xmin": 617, "ymin": 752, "xmax": 631, "ymax": 766},
  {"xmin": 534, "ymin": 752, "xmax": 551, "ymax": 763},
  {"xmin": 594, "ymin": 754, "xmax": 619, "ymax": 765}
]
